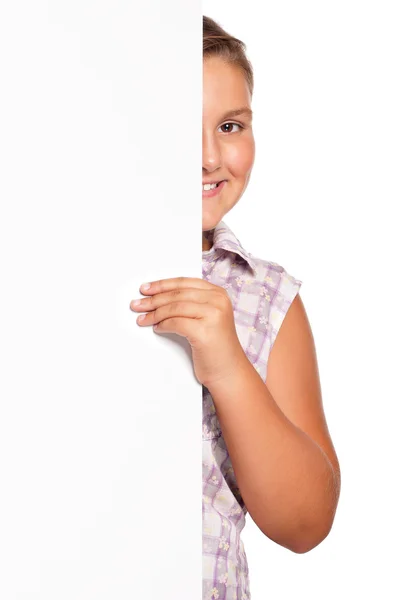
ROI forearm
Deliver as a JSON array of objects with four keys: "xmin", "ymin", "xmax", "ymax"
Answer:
[{"xmin": 206, "ymin": 351, "xmax": 340, "ymax": 554}]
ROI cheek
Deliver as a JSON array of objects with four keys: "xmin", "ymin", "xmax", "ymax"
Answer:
[{"xmin": 225, "ymin": 137, "xmax": 255, "ymax": 178}]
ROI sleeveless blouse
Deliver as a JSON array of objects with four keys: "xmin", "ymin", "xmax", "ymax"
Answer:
[{"xmin": 202, "ymin": 220, "xmax": 303, "ymax": 599}]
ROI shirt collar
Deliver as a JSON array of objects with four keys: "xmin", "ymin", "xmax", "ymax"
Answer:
[{"xmin": 202, "ymin": 220, "xmax": 258, "ymax": 275}]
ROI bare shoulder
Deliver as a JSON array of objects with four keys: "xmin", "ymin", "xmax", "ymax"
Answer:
[{"xmin": 265, "ymin": 293, "xmax": 341, "ymax": 487}]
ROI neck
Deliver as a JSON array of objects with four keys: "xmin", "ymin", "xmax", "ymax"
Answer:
[{"xmin": 202, "ymin": 232, "xmax": 212, "ymax": 252}]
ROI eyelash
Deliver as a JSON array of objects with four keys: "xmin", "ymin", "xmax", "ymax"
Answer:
[{"xmin": 218, "ymin": 122, "xmax": 244, "ymax": 134}]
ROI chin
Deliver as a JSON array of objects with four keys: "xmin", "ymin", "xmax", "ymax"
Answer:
[
  {"xmin": 202, "ymin": 222, "xmax": 219, "ymax": 235},
  {"xmin": 202, "ymin": 215, "xmax": 220, "ymax": 232},
  {"xmin": 202, "ymin": 205, "xmax": 227, "ymax": 230}
]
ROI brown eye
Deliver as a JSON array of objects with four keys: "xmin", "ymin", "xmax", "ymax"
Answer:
[{"xmin": 218, "ymin": 122, "xmax": 243, "ymax": 134}]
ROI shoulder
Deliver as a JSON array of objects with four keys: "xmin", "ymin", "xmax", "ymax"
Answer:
[
  {"xmin": 246, "ymin": 253, "xmax": 303, "ymax": 344},
  {"xmin": 249, "ymin": 252, "xmax": 302, "ymax": 287}
]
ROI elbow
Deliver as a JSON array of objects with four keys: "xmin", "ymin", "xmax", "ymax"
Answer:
[
  {"xmin": 295, "ymin": 465, "xmax": 341, "ymax": 554},
  {"xmin": 264, "ymin": 467, "xmax": 341, "ymax": 554},
  {"xmin": 263, "ymin": 520, "xmax": 334, "ymax": 555},
  {"xmin": 290, "ymin": 519, "xmax": 335, "ymax": 554}
]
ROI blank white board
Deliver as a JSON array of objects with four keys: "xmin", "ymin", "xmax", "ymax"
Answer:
[{"xmin": 0, "ymin": 2, "xmax": 202, "ymax": 597}]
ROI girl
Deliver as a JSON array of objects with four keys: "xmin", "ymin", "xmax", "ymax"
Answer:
[{"xmin": 131, "ymin": 15, "xmax": 341, "ymax": 600}]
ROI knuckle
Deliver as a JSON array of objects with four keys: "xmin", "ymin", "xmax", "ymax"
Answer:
[
  {"xmin": 211, "ymin": 308, "xmax": 222, "ymax": 324},
  {"xmin": 169, "ymin": 302, "xmax": 178, "ymax": 314},
  {"xmin": 216, "ymin": 290, "xmax": 230, "ymax": 309}
]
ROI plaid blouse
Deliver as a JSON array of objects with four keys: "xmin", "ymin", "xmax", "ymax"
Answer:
[{"xmin": 202, "ymin": 220, "xmax": 303, "ymax": 600}]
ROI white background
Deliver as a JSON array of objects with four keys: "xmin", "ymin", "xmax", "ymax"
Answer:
[
  {"xmin": 203, "ymin": 1, "xmax": 402, "ymax": 598},
  {"xmin": 0, "ymin": 1, "xmax": 201, "ymax": 598},
  {"xmin": 1, "ymin": 1, "xmax": 401, "ymax": 598}
]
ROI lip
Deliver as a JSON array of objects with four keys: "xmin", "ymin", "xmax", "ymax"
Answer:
[{"xmin": 202, "ymin": 180, "xmax": 226, "ymax": 198}]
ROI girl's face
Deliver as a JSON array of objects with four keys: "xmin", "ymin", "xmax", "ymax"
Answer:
[{"xmin": 202, "ymin": 56, "xmax": 255, "ymax": 245}]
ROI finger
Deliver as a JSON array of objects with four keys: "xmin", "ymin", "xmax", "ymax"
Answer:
[
  {"xmin": 137, "ymin": 301, "xmax": 211, "ymax": 327},
  {"xmin": 154, "ymin": 315, "xmax": 205, "ymax": 341},
  {"xmin": 139, "ymin": 277, "xmax": 215, "ymax": 296},
  {"xmin": 131, "ymin": 288, "xmax": 214, "ymax": 313}
]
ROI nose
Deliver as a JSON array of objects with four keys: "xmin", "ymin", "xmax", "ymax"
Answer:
[{"xmin": 202, "ymin": 130, "xmax": 221, "ymax": 172}]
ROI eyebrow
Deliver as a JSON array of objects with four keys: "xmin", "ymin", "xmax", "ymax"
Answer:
[{"xmin": 220, "ymin": 107, "xmax": 253, "ymax": 120}]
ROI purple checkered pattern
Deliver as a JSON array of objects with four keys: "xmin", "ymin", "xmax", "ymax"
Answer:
[{"xmin": 202, "ymin": 220, "xmax": 302, "ymax": 599}]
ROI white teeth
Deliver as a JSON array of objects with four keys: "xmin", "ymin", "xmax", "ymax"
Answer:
[{"xmin": 203, "ymin": 182, "xmax": 219, "ymax": 191}]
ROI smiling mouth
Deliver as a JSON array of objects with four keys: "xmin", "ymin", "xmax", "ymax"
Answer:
[{"xmin": 202, "ymin": 180, "xmax": 226, "ymax": 196}]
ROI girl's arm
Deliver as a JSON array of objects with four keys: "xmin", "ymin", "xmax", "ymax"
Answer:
[{"xmin": 207, "ymin": 293, "xmax": 341, "ymax": 554}]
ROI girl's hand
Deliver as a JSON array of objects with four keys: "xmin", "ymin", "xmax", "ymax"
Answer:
[{"xmin": 130, "ymin": 277, "xmax": 246, "ymax": 387}]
